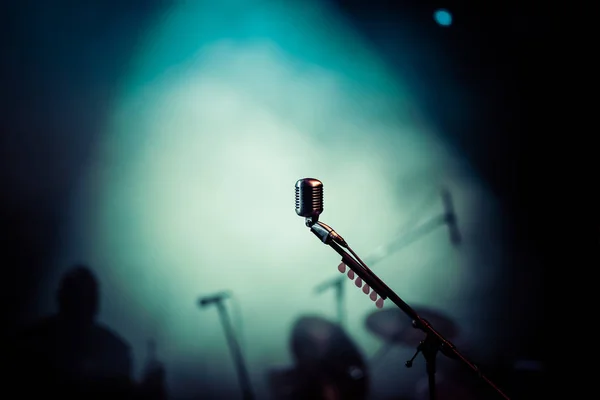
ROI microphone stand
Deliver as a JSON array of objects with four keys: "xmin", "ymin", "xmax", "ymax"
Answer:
[
  {"xmin": 307, "ymin": 220, "xmax": 510, "ymax": 400},
  {"xmin": 314, "ymin": 275, "xmax": 346, "ymax": 327},
  {"xmin": 205, "ymin": 299, "xmax": 255, "ymax": 400}
]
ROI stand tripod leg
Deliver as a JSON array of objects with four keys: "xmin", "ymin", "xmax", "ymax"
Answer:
[
  {"xmin": 419, "ymin": 333, "xmax": 439, "ymax": 400},
  {"xmin": 216, "ymin": 302, "xmax": 254, "ymax": 400},
  {"xmin": 405, "ymin": 340, "xmax": 436, "ymax": 400},
  {"xmin": 427, "ymin": 360, "xmax": 436, "ymax": 400}
]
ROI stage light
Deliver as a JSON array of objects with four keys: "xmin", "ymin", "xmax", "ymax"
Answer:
[{"xmin": 434, "ymin": 9, "xmax": 453, "ymax": 27}]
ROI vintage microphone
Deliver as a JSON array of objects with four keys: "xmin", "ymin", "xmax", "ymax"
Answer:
[
  {"xmin": 197, "ymin": 291, "xmax": 254, "ymax": 400},
  {"xmin": 295, "ymin": 178, "xmax": 510, "ymax": 400}
]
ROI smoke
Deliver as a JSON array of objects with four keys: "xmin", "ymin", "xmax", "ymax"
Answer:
[{"xmin": 43, "ymin": 2, "xmax": 504, "ymax": 398}]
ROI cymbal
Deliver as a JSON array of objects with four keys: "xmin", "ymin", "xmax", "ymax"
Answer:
[{"xmin": 365, "ymin": 307, "xmax": 458, "ymax": 347}]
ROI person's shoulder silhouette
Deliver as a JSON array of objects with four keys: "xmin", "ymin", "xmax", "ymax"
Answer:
[{"xmin": 11, "ymin": 265, "xmax": 134, "ymax": 399}]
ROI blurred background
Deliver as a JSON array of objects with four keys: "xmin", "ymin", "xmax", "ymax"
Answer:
[{"xmin": 1, "ymin": 0, "xmax": 549, "ymax": 399}]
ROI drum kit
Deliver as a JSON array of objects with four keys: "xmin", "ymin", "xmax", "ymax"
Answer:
[{"xmin": 269, "ymin": 308, "xmax": 462, "ymax": 400}]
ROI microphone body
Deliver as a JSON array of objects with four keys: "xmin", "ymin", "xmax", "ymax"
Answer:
[
  {"xmin": 198, "ymin": 291, "xmax": 231, "ymax": 308},
  {"xmin": 295, "ymin": 178, "xmax": 323, "ymax": 223}
]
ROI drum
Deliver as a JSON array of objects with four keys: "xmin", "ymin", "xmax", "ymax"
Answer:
[{"xmin": 269, "ymin": 315, "xmax": 368, "ymax": 400}]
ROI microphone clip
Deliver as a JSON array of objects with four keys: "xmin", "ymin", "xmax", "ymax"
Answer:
[
  {"xmin": 309, "ymin": 220, "xmax": 348, "ymax": 248},
  {"xmin": 304, "ymin": 216, "xmax": 318, "ymax": 227}
]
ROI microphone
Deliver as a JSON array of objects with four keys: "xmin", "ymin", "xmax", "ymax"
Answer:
[
  {"xmin": 295, "ymin": 178, "xmax": 347, "ymax": 247},
  {"xmin": 441, "ymin": 188, "xmax": 461, "ymax": 246},
  {"xmin": 295, "ymin": 178, "xmax": 323, "ymax": 223},
  {"xmin": 197, "ymin": 291, "xmax": 231, "ymax": 308}
]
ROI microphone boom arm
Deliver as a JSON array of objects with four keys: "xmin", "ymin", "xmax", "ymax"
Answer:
[{"xmin": 310, "ymin": 221, "xmax": 510, "ymax": 400}]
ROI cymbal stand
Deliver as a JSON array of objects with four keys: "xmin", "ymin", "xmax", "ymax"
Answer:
[{"xmin": 314, "ymin": 274, "xmax": 346, "ymax": 327}]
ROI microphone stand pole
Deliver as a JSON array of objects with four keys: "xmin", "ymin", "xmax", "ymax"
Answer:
[
  {"xmin": 314, "ymin": 276, "xmax": 346, "ymax": 327},
  {"xmin": 211, "ymin": 300, "xmax": 255, "ymax": 400},
  {"xmin": 319, "ymin": 234, "xmax": 510, "ymax": 400},
  {"xmin": 336, "ymin": 279, "xmax": 345, "ymax": 328}
]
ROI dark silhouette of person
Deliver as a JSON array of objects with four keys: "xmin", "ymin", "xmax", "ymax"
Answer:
[{"xmin": 9, "ymin": 265, "xmax": 134, "ymax": 399}]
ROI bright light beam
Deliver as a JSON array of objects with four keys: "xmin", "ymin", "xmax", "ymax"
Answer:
[{"xmin": 47, "ymin": 1, "xmax": 505, "ymax": 398}]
